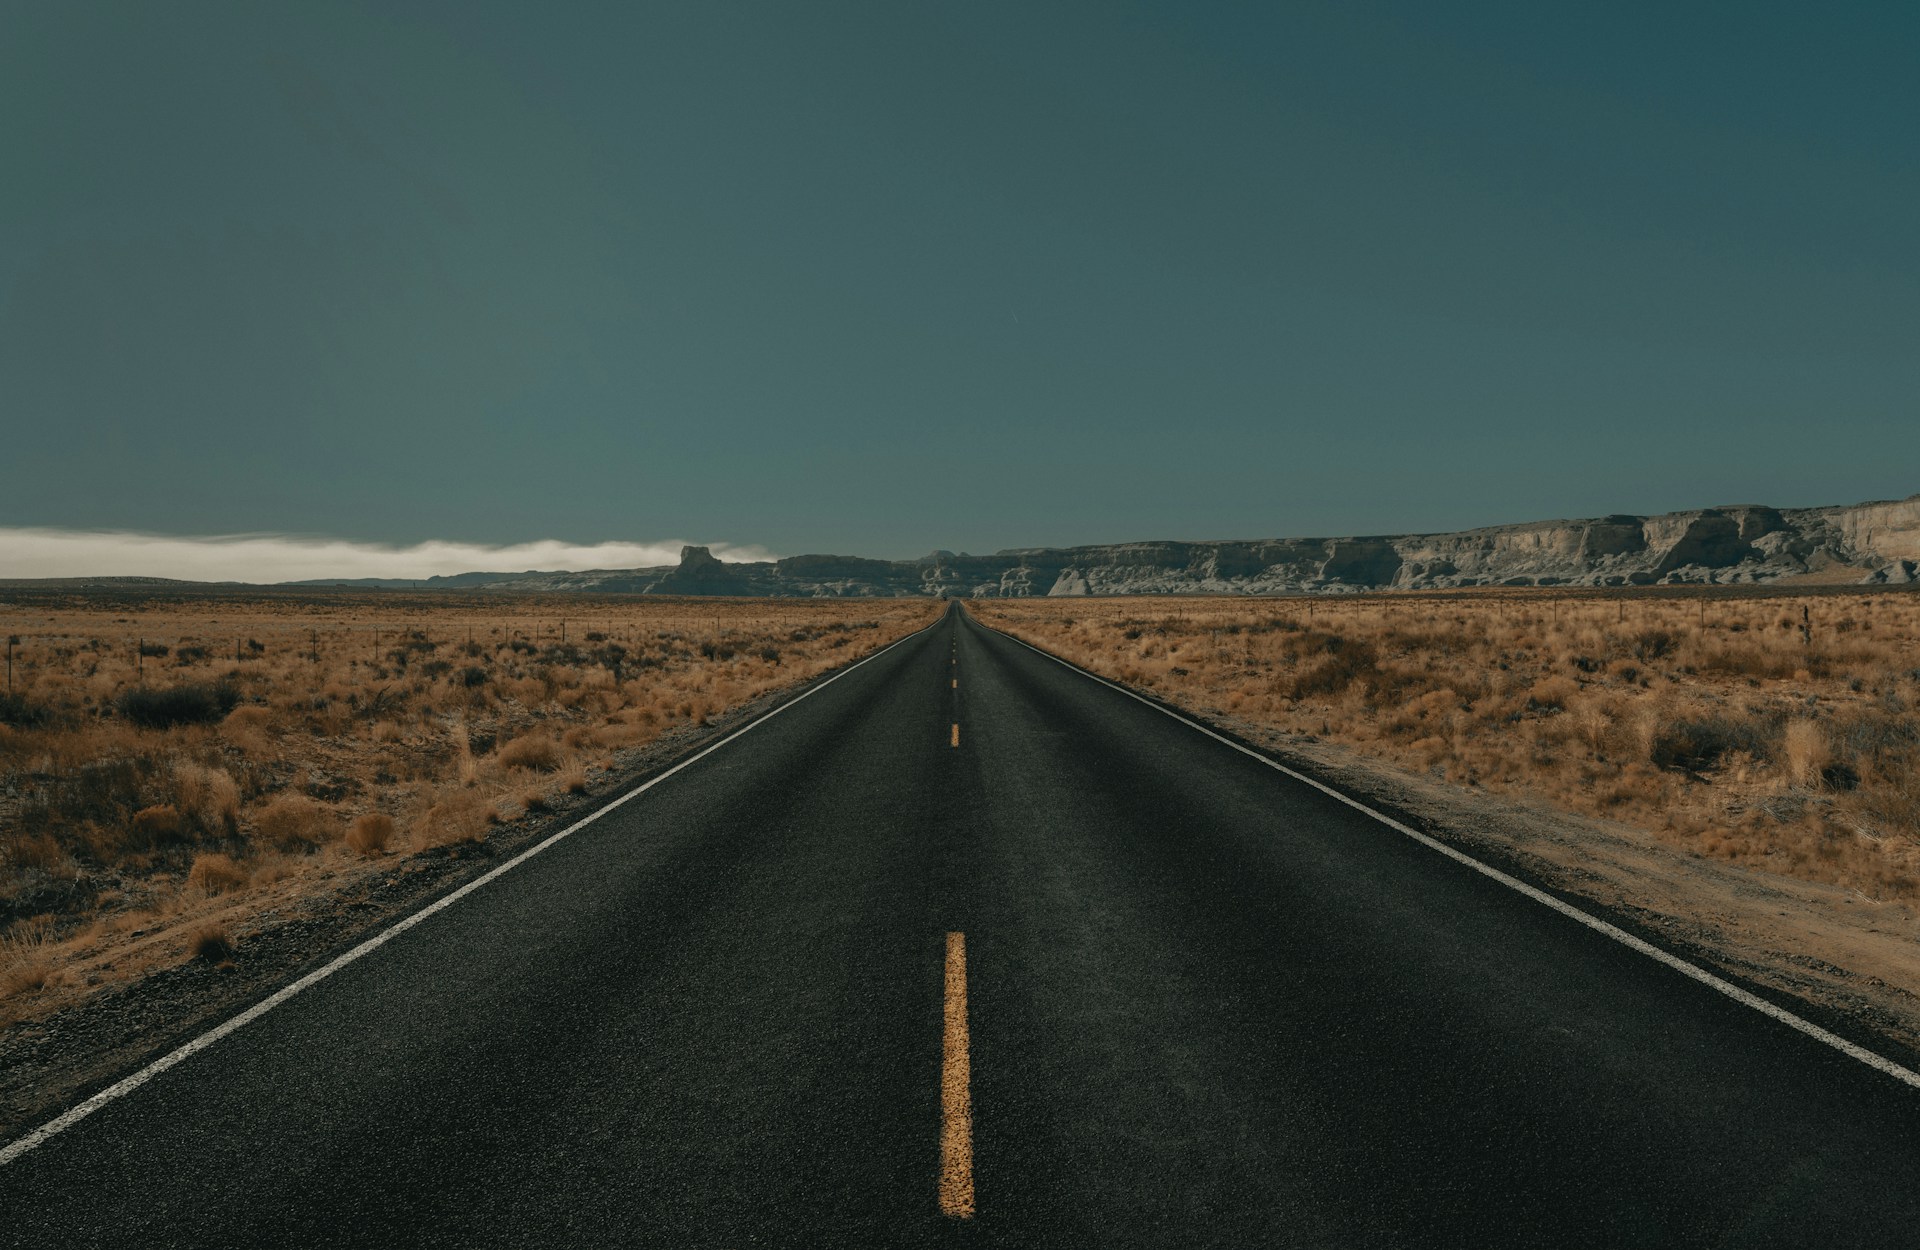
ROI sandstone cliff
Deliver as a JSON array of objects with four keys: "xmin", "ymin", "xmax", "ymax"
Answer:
[{"xmin": 448, "ymin": 495, "xmax": 1920, "ymax": 597}]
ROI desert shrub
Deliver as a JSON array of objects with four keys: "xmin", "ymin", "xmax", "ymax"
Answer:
[
  {"xmin": 172, "ymin": 762, "xmax": 241, "ymax": 834},
  {"xmin": 1527, "ymin": 677, "xmax": 1579, "ymax": 713},
  {"xmin": 0, "ymin": 694, "xmax": 50, "ymax": 728},
  {"xmin": 415, "ymin": 789, "xmax": 490, "ymax": 848},
  {"xmin": 385, "ymin": 635, "xmax": 438, "ymax": 669},
  {"xmin": 587, "ymin": 642, "xmax": 629, "ymax": 676},
  {"xmin": 252, "ymin": 794, "xmax": 339, "ymax": 851},
  {"xmin": 458, "ymin": 665, "xmax": 489, "ymax": 689},
  {"xmin": 353, "ymin": 685, "xmax": 405, "ymax": 720},
  {"xmin": 222, "ymin": 706, "xmax": 272, "ymax": 733},
  {"xmin": 188, "ymin": 922, "xmax": 235, "ymax": 964},
  {"xmin": 138, "ymin": 642, "xmax": 170, "ymax": 658},
  {"xmin": 1828, "ymin": 710, "xmax": 1920, "ymax": 768},
  {"xmin": 174, "ymin": 645, "xmax": 209, "ymax": 665},
  {"xmin": 219, "ymin": 705, "xmax": 274, "ymax": 753},
  {"xmin": 498, "ymin": 734, "xmax": 561, "ymax": 772},
  {"xmin": 345, "ymin": 812, "xmax": 394, "ymax": 856},
  {"xmin": 186, "ymin": 852, "xmax": 248, "ymax": 895},
  {"xmin": 116, "ymin": 681, "xmax": 239, "ymax": 729},
  {"xmin": 0, "ymin": 922, "xmax": 59, "ymax": 998},
  {"xmin": 1649, "ymin": 713, "xmax": 1780, "ymax": 773},
  {"xmin": 23, "ymin": 756, "xmax": 161, "ymax": 834},
  {"xmin": 3, "ymin": 832, "xmax": 67, "ymax": 874},
  {"xmin": 1630, "ymin": 629, "xmax": 1679, "ymax": 661},
  {"xmin": 1697, "ymin": 645, "xmax": 1802, "ymax": 681},
  {"xmin": 1849, "ymin": 776, "xmax": 1920, "ymax": 840},
  {"xmin": 1783, "ymin": 720, "xmax": 1828, "ymax": 787},
  {"xmin": 1289, "ymin": 639, "xmax": 1379, "ymax": 699},
  {"xmin": 130, "ymin": 804, "xmax": 185, "ymax": 847}
]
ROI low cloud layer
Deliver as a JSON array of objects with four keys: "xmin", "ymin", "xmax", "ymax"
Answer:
[{"xmin": 0, "ymin": 529, "xmax": 778, "ymax": 583}]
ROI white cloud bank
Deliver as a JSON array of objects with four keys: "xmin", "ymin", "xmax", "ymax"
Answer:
[{"xmin": 0, "ymin": 529, "xmax": 779, "ymax": 583}]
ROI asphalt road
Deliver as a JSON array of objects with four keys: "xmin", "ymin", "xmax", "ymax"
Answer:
[{"xmin": 9, "ymin": 602, "xmax": 1920, "ymax": 1247}]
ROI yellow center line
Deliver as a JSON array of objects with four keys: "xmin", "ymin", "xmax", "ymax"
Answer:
[
  {"xmin": 940, "ymin": 931, "xmax": 974, "ymax": 1219},
  {"xmin": 950, "ymin": 723, "xmax": 960, "ymax": 748},
  {"xmin": 952, "ymin": 678, "xmax": 957, "ymax": 689}
]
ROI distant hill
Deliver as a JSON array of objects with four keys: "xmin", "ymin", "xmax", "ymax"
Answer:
[{"xmin": 278, "ymin": 571, "xmax": 553, "ymax": 590}]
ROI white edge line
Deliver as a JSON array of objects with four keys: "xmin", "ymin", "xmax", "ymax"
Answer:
[
  {"xmin": 0, "ymin": 614, "xmax": 944, "ymax": 1168},
  {"xmin": 978, "ymin": 615, "xmax": 1920, "ymax": 1092}
]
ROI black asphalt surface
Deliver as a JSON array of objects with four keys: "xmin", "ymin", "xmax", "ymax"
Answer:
[{"xmin": 9, "ymin": 602, "xmax": 1920, "ymax": 1247}]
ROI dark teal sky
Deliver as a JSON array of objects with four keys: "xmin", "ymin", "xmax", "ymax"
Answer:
[{"xmin": 5, "ymin": 2, "xmax": 1916, "ymax": 561}]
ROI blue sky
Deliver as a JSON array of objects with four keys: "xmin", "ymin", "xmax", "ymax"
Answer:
[{"xmin": 4, "ymin": 2, "xmax": 1915, "ymax": 573}]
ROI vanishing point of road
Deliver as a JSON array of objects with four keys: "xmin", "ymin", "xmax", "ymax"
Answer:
[{"xmin": 9, "ymin": 603, "xmax": 1920, "ymax": 1247}]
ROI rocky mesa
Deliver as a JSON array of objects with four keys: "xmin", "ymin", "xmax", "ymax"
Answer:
[{"xmin": 457, "ymin": 494, "xmax": 1920, "ymax": 597}]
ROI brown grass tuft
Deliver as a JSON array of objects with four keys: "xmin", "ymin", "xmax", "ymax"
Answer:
[
  {"xmin": 497, "ymin": 734, "xmax": 562, "ymax": 772},
  {"xmin": 1783, "ymin": 719, "xmax": 1829, "ymax": 788},
  {"xmin": 173, "ymin": 762, "xmax": 241, "ymax": 834},
  {"xmin": 414, "ymin": 789, "xmax": 491, "ymax": 849},
  {"xmin": 1, "ymin": 922, "xmax": 61, "ymax": 998},
  {"xmin": 185, "ymin": 852, "xmax": 249, "ymax": 896},
  {"xmin": 130, "ymin": 803, "xmax": 184, "ymax": 846},
  {"xmin": 345, "ymin": 812, "xmax": 395, "ymax": 857},
  {"xmin": 220, "ymin": 704, "xmax": 274, "ymax": 754},
  {"xmin": 253, "ymin": 794, "xmax": 340, "ymax": 851}
]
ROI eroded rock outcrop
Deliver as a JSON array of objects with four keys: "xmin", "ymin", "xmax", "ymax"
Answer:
[{"xmin": 458, "ymin": 494, "xmax": 1920, "ymax": 597}]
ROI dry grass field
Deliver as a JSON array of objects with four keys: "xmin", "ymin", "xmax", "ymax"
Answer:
[
  {"xmin": 0, "ymin": 591, "xmax": 934, "ymax": 1024},
  {"xmin": 973, "ymin": 589, "xmax": 1920, "ymax": 898}
]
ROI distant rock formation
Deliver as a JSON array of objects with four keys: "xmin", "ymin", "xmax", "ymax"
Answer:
[
  {"xmin": 23, "ymin": 497, "xmax": 1910, "ymax": 598},
  {"xmin": 444, "ymin": 493, "xmax": 1920, "ymax": 597}
]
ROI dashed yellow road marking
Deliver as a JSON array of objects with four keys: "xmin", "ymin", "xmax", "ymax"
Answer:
[
  {"xmin": 950, "ymin": 723, "xmax": 960, "ymax": 748},
  {"xmin": 940, "ymin": 932, "xmax": 974, "ymax": 1218},
  {"xmin": 952, "ymin": 678, "xmax": 957, "ymax": 689}
]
